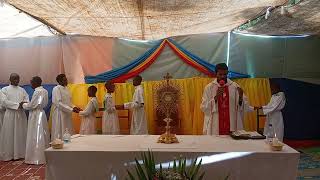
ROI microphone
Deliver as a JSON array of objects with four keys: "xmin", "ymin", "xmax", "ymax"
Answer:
[{"xmin": 219, "ymin": 79, "xmax": 225, "ymax": 86}]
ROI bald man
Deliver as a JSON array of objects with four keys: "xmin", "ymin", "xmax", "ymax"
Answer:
[{"xmin": 0, "ymin": 73, "xmax": 29, "ymax": 161}]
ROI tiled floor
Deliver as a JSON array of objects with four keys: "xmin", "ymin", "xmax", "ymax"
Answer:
[
  {"xmin": 0, "ymin": 160, "xmax": 45, "ymax": 180},
  {"xmin": 297, "ymin": 148, "xmax": 320, "ymax": 180}
]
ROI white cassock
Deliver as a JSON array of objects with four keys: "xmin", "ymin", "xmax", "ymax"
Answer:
[
  {"xmin": 79, "ymin": 97, "xmax": 98, "ymax": 135},
  {"xmin": 102, "ymin": 93, "xmax": 120, "ymax": 135},
  {"xmin": 0, "ymin": 85, "xmax": 29, "ymax": 161},
  {"xmin": 201, "ymin": 79, "xmax": 247, "ymax": 135},
  {"xmin": 0, "ymin": 90, "xmax": 5, "ymax": 133},
  {"xmin": 51, "ymin": 85, "xmax": 75, "ymax": 140},
  {"xmin": 263, "ymin": 92, "xmax": 286, "ymax": 141},
  {"xmin": 238, "ymin": 96, "xmax": 255, "ymax": 125},
  {"xmin": 124, "ymin": 85, "xmax": 148, "ymax": 135},
  {"xmin": 23, "ymin": 86, "xmax": 50, "ymax": 165}
]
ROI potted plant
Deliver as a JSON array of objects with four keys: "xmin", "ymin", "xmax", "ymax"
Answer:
[{"xmin": 127, "ymin": 150, "xmax": 205, "ymax": 180}]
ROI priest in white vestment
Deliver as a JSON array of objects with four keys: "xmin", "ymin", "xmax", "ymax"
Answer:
[
  {"xmin": 0, "ymin": 90, "xmax": 5, "ymax": 133},
  {"xmin": 124, "ymin": 76, "xmax": 148, "ymax": 135},
  {"xmin": 201, "ymin": 63, "xmax": 250, "ymax": 135},
  {"xmin": 102, "ymin": 81, "xmax": 120, "ymax": 135},
  {"xmin": 23, "ymin": 76, "xmax": 50, "ymax": 164},
  {"xmin": 0, "ymin": 73, "xmax": 29, "ymax": 161},
  {"xmin": 261, "ymin": 81, "xmax": 286, "ymax": 141},
  {"xmin": 51, "ymin": 74, "xmax": 80, "ymax": 140},
  {"xmin": 79, "ymin": 86, "xmax": 98, "ymax": 135}
]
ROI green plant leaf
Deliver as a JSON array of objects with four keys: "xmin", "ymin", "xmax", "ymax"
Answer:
[
  {"xmin": 184, "ymin": 171, "xmax": 189, "ymax": 180},
  {"xmin": 187, "ymin": 158, "xmax": 197, "ymax": 178},
  {"xmin": 178, "ymin": 157, "xmax": 183, "ymax": 174},
  {"xmin": 127, "ymin": 169, "xmax": 136, "ymax": 180},
  {"xmin": 149, "ymin": 150, "xmax": 156, "ymax": 175},
  {"xmin": 181, "ymin": 158, "xmax": 186, "ymax": 175},
  {"xmin": 191, "ymin": 159, "xmax": 202, "ymax": 180},
  {"xmin": 143, "ymin": 152, "xmax": 153, "ymax": 179},
  {"xmin": 160, "ymin": 163, "xmax": 163, "ymax": 179},
  {"xmin": 135, "ymin": 159, "xmax": 147, "ymax": 180},
  {"xmin": 127, "ymin": 151, "xmax": 206, "ymax": 180}
]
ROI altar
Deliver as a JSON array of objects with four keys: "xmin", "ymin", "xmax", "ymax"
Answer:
[{"xmin": 45, "ymin": 135, "xmax": 299, "ymax": 180}]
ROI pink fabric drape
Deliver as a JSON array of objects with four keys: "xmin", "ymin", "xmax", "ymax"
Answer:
[
  {"xmin": 61, "ymin": 36, "xmax": 113, "ymax": 84},
  {"xmin": 0, "ymin": 35, "xmax": 113, "ymax": 84}
]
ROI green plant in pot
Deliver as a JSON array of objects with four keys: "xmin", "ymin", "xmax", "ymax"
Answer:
[{"xmin": 126, "ymin": 150, "xmax": 205, "ymax": 180}]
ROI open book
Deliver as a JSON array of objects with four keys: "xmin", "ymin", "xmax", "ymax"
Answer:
[{"xmin": 231, "ymin": 130, "xmax": 265, "ymax": 139}]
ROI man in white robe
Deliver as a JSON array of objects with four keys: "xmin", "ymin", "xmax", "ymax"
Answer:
[
  {"xmin": 79, "ymin": 86, "xmax": 98, "ymax": 135},
  {"xmin": 124, "ymin": 75, "xmax": 148, "ymax": 135},
  {"xmin": 23, "ymin": 76, "xmax": 50, "ymax": 164},
  {"xmin": 102, "ymin": 81, "xmax": 120, "ymax": 135},
  {"xmin": 0, "ymin": 73, "xmax": 29, "ymax": 161},
  {"xmin": 0, "ymin": 90, "xmax": 5, "ymax": 133},
  {"xmin": 51, "ymin": 74, "xmax": 80, "ymax": 141},
  {"xmin": 259, "ymin": 81, "xmax": 286, "ymax": 141},
  {"xmin": 201, "ymin": 63, "xmax": 250, "ymax": 135}
]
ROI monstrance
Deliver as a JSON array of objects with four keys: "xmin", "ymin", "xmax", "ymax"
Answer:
[{"xmin": 155, "ymin": 73, "xmax": 180, "ymax": 144}]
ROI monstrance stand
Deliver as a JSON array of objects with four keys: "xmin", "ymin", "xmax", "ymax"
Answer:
[{"xmin": 157, "ymin": 73, "xmax": 179, "ymax": 144}]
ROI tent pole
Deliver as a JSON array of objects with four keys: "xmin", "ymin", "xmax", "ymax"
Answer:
[{"xmin": 8, "ymin": 3, "xmax": 66, "ymax": 35}]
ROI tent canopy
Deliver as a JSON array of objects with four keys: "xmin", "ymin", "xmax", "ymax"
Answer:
[
  {"xmin": 238, "ymin": 0, "xmax": 320, "ymax": 35},
  {"xmin": 5, "ymin": 0, "xmax": 286, "ymax": 40},
  {"xmin": 0, "ymin": 4, "xmax": 55, "ymax": 38}
]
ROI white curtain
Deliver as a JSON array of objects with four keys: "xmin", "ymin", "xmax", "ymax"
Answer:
[{"xmin": 0, "ymin": 35, "xmax": 113, "ymax": 84}]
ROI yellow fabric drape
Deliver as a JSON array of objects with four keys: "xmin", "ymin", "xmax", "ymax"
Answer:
[
  {"xmin": 49, "ymin": 78, "xmax": 271, "ymax": 134},
  {"xmin": 234, "ymin": 78, "xmax": 271, "ymax": 131}
]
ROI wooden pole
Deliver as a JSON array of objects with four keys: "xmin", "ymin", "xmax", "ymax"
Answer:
[{"xmin": 9, "ymin": 3, "xmax": 66, "ymax": 35}]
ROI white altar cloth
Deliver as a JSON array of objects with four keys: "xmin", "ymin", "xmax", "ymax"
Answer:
[{"xmin": 45, "ymin": 135, "xmax": 299, "ymax": 180}]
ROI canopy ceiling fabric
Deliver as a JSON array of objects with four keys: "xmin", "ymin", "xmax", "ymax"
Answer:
[
  {"xmin": 6, "ymin": 0, "xmax": 286, "ymax": 40},
  {"xmin": 239, "ymin": 0, "xmax": 320, "ymax": 35},
  {"xmin": 0, "ymin": 4, "xmax": 54, "ymax": 38}
]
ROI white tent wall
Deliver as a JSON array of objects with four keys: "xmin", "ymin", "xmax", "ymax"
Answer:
[
  {"xmin": 0, "ymin": 35, "xmax": 113, "ymax": 84},
  {"xmin": 0, "ymin": 36, "xmax": 63, "ymax": 84},
  {"xmin": 229, "ymin": 32, "xmax": 320, "ymax": 83},
  {"xmin": 0, "ymin": 33, "xmax": 319, "ymax": 85}
]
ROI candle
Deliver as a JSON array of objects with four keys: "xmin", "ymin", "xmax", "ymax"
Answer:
[
  {"xmin": 272, "ymin": 137, "xmax": 279, "ymax": 145},
  {"xmin": 281, "ymin": 6, "xmax": 285, "ymax": 15}
]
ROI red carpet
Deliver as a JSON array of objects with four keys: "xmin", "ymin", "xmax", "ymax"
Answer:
[
  {"xmin": 0, "ymin": 160, "xmax": 45, "ymax": 180},
  {"xmin": 284, "ymin": 140, "xmax": 320, "ymax": 149}
]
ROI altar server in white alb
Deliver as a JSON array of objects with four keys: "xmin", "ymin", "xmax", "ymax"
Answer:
[
  {"xmin": 201, "ymin": 63, "xmax": 250, "ymax": 135},
  {"xmin": 23, "ymin": 76, "xmax": 50, "ymax": 165},
  {"xmin": 79, "ymin": 86, "xmax": 99, "ymax": 135},
  {"xmin": 51, "ymin": 74, "xmax": 81, "ymax": 140},
  {"xmin": 102, "ymin": 81, "xmax": 120, "ymax": 135},
  {"xmin": 260, "ymin": 81, "xmax": 286, "ymax": 141},
  {"xmin": 124, "ymin": 75, "xmax": 148, "ymax": 134},
  {"xmin": 0, "ymin": 73, "xmax": 29, "ymax": 161},
  {"xmin": 0, "ymin": 90, "xmax": 5, "ymax": 134}
]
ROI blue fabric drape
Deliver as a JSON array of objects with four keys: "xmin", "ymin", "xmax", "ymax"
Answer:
[
  {"xmin": 270, "ymin": 78, "xmax": 320, "ymax": 140},
  {"xmin": 0, "ymin": 84, "xmax": 56, "ymax": 120},
  {"xmin": 85, "ymin": 40, "xmax": 163, "ymax": 83},
  {"xmin": 85, "ymin": 39, "xmax": 249, "ymax": 84},
  {"xmin": 168, "ymin": 39, "xmax": 249, "ymax": 78}
]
